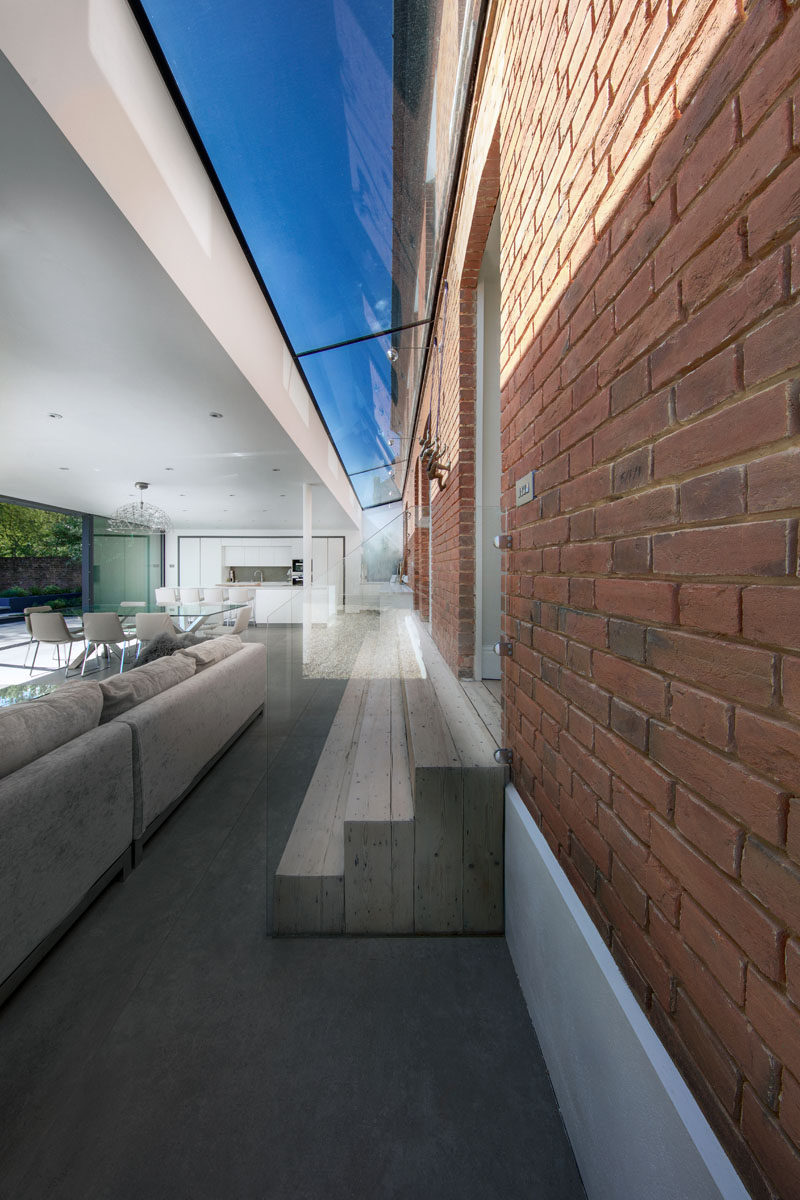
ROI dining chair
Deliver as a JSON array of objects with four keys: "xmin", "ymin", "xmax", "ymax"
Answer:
[
  {"xmin": 28, "ymin": 611, "xmax": 83, "ymax": 676},
  {"xmin": 155, "ymin": 587, "xmax": 176, "ymax": 604},
  {"xmin": 22, "ymin": 604, "xmax": 52, "ymax": 665},
  {"xmin": 134, "ymin": 611, "xmax": 178, "ymax": 659},
  {"xmin": 81, "ymin": 612, "xmax": 137, "ymax": 675},
  {"xmin": 179, "ymin": 587, "xmax": 201, "ymax": 603},
  {"xmin": 199, "ymin": 605, "xmax": 252, "ymax": 639},
  {"xmin": 202, "ymin": 587, "xmax": 225, "ymax": 602}
]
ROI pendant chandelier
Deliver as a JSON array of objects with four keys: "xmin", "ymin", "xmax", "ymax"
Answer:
[{"xmin": 109, "ymin": 482, "xmax": 172, "ymax": 534}]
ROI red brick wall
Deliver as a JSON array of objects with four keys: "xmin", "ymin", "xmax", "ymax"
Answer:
[{"xmin": 408, "ymin": 1, "xmax": 800, "ymax": 1195}]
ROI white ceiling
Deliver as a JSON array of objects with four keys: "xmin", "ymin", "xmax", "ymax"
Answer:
[{"xmin": 0, "ymin": 50, "xmax": 354, "ymax": 532}]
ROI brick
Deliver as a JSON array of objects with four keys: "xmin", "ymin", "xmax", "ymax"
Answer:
[
  {"xmin": 780, "ymin": 1070, "xmax": 800, "ymax": 1154},
  {"xmin": 788, "ymin": 939, "xmax": 800, "ymax": 1009},
  {"xmin": 650, "ymin": 904, "xmax": 778, "ymax": 1101},
  {"xmin": 560, "ymin": 731, "xmax": 612, "ymax": 803},
  {"xmin": 558, "ymin": 606, "xmax": 608, "ymax": 648},
  {"xmin": 560, "ymin": 540, "xmax": 613, "ymax": 574},
  {"xmin": 612, "ymin": 446, "xmax": 651, "ymax": 495},
  {"xmin": 676, "ymin": 100, "xmax": 738, "ymax": 214},
  {"xmin": 650, "ymin": 721, "xmax": 786, "ymax": 845},
  {"xmin": 649, "ymin": 0, "xmax": 783, "ymax": 198},
  {"xmin": 612, "ymin": 777, "xmax": 651, "ymax": 844},
  {"xmin": 748, "ymin": 446, "xmax": 800, "ymax": 514},
  {"xmin": 743, "ymin": 302, "xmax": 800, "ymax": 387},
  {"xmin": 679, "ymin": 466, "xmax": 746, "ymax": 523},
  {"xmin": 615, "ymin": 261, "xmax": 654, "ymax": 331},
  {"xmin": 595, "ymin": 577, "xmax": 677, "ymax": 623},
  {"xmin": 679, "ymin": 583, "xmax": 741, "ymax": 635},
  {"xmin": 741, "ymin": 1086, "xmax": 800, "ymax": 1200},
  {"xmin": 784, "ymin": 657, "xmax": 800, "ymax": 718},
  {"xmin": 559, "ymin": 667, "xmax": 611, "ymax": 724},
  {"xmin": 568, "ymin": 704, "xmax": 594, "ymax": 750},
  {"xmin": 654, "ymin": 105, "xmax": 792, "ymax": 290},
  {"xmin": 681, "ymin": 222, "xmax": 746, "ymax": 314},
  {"xmin": 746, "ymin": 972, "xmax": 800, "ymax": 1081},
  {"xmin": 739, "ymin": 6, "xmax": 800, "ymax": 136},
  {"xmin": 594, "ymin": 391, "xmax": 672, "ymax": 462},
  {"xmin": 608, "ymin": 358, "xmax": 649, "ymax": 417},
  {"xmin": 595, "ymin": 485, "xmax": 678, "ymax": 536},
  {"xmin": 594, "ymin": 725, "xmax": 674, "ymax": 815},
  {"xmin": 610, "ymin": 697, "xmax": 649, "ymax": 752},
  {"xmin": 599, "ymin": 286, "xmax": 681, "ymax": 386},
  {"xmin": 654, "ymin": 384, "xmax": 796, "ymax": 480},
  {"xmin": 748, "ymin": 155, "xmax": 800, "ymax": 257},
  {"xmin": 594, "ymin": 651, "xmax": 668, "ymax": 716},
  {"xmin": 681, "ymin": 893, "xmax": 746, "ymax": 1006},
  {"xmin": 670, "ymin": 681, "xmax": 732, "ymax": 751},
  {"xmin": 611, "ymin": 855, "xmax": 648, "ymax": 926},
  {"xmin": 653, "ymin": 520, "xmax": 795, "ymax": 578},
  {"xmin": 742, "ymin": 587, "xmax": 800, "ymax": 651},
  {"xmin": 736, "ymin": 709, "xmax": 800, "ymax": 793},
  {"xmin": 650, "ymin": 819, "xmax": 785, "ymax": 978},
  {"xmin": 651, "ymin": 252, "xmax": 785, "ymax": 390},
  {"xmin": 608, "ymin": 617, "xmax": 646, "ymax": 663},
  {"xmin": 673, "ymin": 346, "xmax": 739, "ymax": 422},
  {"xmin": 612, "ymin": 535, "xmax": 651, "ymax": 574},
  {"xmin": 742, "ymin": 838, "xmax": 800, "ymax": 932},
  {"xmin": 674, "ymin": 784, "xmax": 743, "ymax": 876}
]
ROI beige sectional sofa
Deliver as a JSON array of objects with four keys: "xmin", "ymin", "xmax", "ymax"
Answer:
[{"xmin": 0, "ymin": 635, "xmax": 265, "ymax": 1004}]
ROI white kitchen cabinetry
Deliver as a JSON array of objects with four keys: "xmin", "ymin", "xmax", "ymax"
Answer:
[
  {"xmin": 179, "ymin": 537, "xmax": 200, "ymax": 586},
  {"xmin": 199, "ymin": 538, "xmax": 221, "ymax": 587}
]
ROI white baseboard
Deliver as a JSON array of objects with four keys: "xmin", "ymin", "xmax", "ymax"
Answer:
[{"xmin": 505, "ymin": 784, "xmax": 749, "ymax": 1200}]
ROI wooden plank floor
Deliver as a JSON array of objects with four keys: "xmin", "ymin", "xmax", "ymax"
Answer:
[{"xmin": 460, "ymin": 679, "xmax": 502, "ymax": 747}]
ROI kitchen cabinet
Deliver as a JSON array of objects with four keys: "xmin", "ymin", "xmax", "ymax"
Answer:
[
  {"xmin": 179, "ymin": 537, "xmax": 200, "ymax": 586},
  {"xmin": 199, "ymin": 537, "xmax": 221, "ymax": 586}
]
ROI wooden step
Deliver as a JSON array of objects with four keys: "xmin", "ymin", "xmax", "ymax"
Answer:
[
  {"xmin": 401, "ymin": 620, "xmax": 506, "ymax": 933},
  {"xmin": 273, "ymin": 674, "xmax": 367, "ymax": 934},
  {"xmin": 343, "ymin": 677, "xmax": 414, "ymax": 934}
]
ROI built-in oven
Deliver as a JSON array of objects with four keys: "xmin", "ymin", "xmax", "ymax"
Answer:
[{"xmin": 291, "ymin": 558, "xmax": 303, "ymax": 585}]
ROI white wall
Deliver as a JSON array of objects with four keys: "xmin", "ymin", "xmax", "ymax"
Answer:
[{"xmin": 505, "ymin": 785, "xmax": 750, "ymax": 1200}]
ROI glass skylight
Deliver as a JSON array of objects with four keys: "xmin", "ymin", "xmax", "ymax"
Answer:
[{"xmin": 131, "ymin": 0, "xmax": 484, "ymax": 507}]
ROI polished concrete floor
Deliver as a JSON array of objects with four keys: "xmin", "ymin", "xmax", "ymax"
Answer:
[{"xmin": 0, "ymin": 629, "xmax": 586, "ymax": 1199}]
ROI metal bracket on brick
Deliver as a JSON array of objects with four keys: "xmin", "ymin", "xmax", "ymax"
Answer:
[
  {"xmin": 493, "ymin": 534, "xmax": 512, "ymax": 549},
  {"xmin": 493, "ymin": 641, "xmax": 513, "ymax": 657}
]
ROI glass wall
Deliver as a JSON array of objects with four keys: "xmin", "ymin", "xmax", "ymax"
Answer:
[{"xmin": 92, "ymin": 517, "xmax": 163, "ymax": 609}]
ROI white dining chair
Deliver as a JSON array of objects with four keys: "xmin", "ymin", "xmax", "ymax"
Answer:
[
  {"xmin": 22, "ymin": 604, "xmax": 53, "ymax": 665},
  {"xmin": 179, "ymin": 587, "xmax": 201, "ymax": 603},
  {"xmin": 202, "ymin": 587, "xmax": 225, "ymax": 602},
  {"xmin": 81, "ymin": 612, "xmax": 137, "ymax": 675},
  {"xmin": 134, "ymin": 611, "xmax": 179, "ymax": 659},
  {"xmin": 28, "ymin": 611, "xmax": 83, "ymax": 676},
  {"xmin": 198, "ymin": 605, "xmax": 251, "ymax": 639},
  {"xmin": 155, "ymin": 587, "xmax": 176, "ymax": 604}
]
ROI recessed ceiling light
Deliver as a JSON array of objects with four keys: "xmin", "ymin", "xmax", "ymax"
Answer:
[
  {"xmin": 179, "ymin": 494, "xmax": 186, "ymax": 497},
  {"xmin": 209, "ymin": 411, "xmax": 223, "ymax": 419},
  {"xmin": 229, "ymin": 493, "xmax": 235, "ymax": 497},
  {"xmin": 49, "ymin": 412, "xmax": 63, "ymax": 420},
  {"xmin": 58, "ymin": 466, "xmax": 69, "ymax": 470},
  {"xmin": 165, "ymin": 466, "xmax": 174, "ymax": 471}
]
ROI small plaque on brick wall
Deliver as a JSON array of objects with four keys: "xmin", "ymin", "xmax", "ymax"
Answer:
[{"xmin": 515, "ymin": 470, "xmax": 535, "ymax": 506}]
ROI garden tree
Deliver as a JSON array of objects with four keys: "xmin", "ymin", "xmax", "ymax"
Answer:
[{"xmin": 0, "ymin": 503, "xmax": 81, "ymax": 559}]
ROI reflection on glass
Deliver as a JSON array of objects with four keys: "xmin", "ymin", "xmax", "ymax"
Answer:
[
  {"xmin": 135, "ymin": 0, "xmax": 484, "ymax": 505},
  {"xmin": 92, "ymin": 517, "xmax": 163, "ymax": 609}
]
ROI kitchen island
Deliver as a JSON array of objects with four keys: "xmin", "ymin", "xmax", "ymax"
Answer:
[{"xmin": 221, "ymin": 583, "xmax": 337, "ymax": 625}]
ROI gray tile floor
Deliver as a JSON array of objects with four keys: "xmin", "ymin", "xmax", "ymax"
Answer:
[{"xmin": 0, "ymin": 627, "xmax": 586, "ymax": 1199}]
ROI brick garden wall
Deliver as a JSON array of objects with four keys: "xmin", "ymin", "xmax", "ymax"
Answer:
[
  {"xmin": 405, "ymin": 1, "xmax": 800, "ymax": 1195},
  {"xmin": 0, "ymin": 556, "xmax": 81, "ymax": 592}
]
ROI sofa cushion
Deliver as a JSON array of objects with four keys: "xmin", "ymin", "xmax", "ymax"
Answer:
[
  {"xmin": 175, "ymin": 634, "xmax": 243, "ymax": 673},
  {"xmin": 135, "ymin": 632, "xmax": 204, "ymax": 666},
  {"xmin": 99, "ymin": 653, "xmax": 196, "ymax": 724},
  {"xmin": 0, "ymin": 681, "xmax": 103, "ymax": 779}
]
